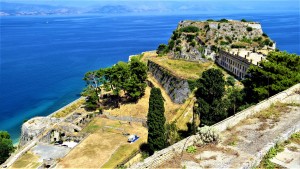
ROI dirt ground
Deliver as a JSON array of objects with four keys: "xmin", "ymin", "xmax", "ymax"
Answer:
[
  {"xmin": 105, "ymin": 86, "xmax": 151, "ymax": 119},
  {"xmin": 56, "ymin": 118, "xmax": 147, "ymax": 168}
]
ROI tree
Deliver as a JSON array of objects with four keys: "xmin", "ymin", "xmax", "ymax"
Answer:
[
  {"xmin": 165, "ymin": 122, "xmax": 181, "ymax": 146},
  {"xmin": 226, "ymin": 76, "xmax": 236, "ymax": 86},
  {"xmin": 125, "ymin": 58, "xmax": 147, "ymax": 101},
  {"xmin": 195, "ymin": 68, "xmax": 225, "ymax": 103},
  {"xmin": 243, "ymin": 51, "xmax": 300, "ymax": 103},
  {"xmin": 0, "ymin": 131, "xmax": 14, "ymax": 164},
  {"xmin": 147, "ymin": 88, "xmax": 166, "ymax": 154},
  {"xmin": 195, "ymin": 69, "xmax": 227, "ymax": 125},
  {"xmin": 82, "ymin": 58, "xmax": 147, "ymax": 109},
  {"xmin": 82, "ymin": 70, "xmax": 105, "ymax": 110},
  {"xmin": 227, "ymin": 87, "xmax": 245, "ymax": 116}
]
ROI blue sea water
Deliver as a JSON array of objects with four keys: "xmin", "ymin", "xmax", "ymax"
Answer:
[{"xmin": 0, "ymin": 12, "xmax": 299, "ymax": 143}]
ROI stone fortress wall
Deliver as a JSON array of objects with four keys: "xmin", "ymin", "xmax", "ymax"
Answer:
[
  {"xmin": 130, "ymin": 83, "xmax": 300, "ymax": 169},
  {"xmin": 148, "ymin": 60, "xmax": 191, "ymax": 104}
]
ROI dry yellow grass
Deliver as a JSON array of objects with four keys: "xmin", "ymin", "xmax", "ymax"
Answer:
[
  {"xmin": 52, "ymin": 98, "xmax": 85, "ymax": 118},
  {"xmin": 150, "ymin": 56, "xmax": 215, "ymax": 80},
  {"xmin": 147, "ymin": 74, "xmax": 181, "ymax": 121},
  {"xmin": 57, "ymin": 118, "xmax": 147, "ymax": 168},
  {"xmin": 105, "ymin": 86, "xmax": 151, "ymax": 119},
  {"xmin": 10, "ymin": 151, "xmax": 41, "ymax": 168}
]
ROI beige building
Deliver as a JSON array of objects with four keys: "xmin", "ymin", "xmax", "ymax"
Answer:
[{"xmin": 216, "ymin": 49, "xmax": 266, "ymax": 79}]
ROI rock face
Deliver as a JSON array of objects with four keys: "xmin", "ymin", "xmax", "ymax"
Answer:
[
  {"xmin": 148, "ymin": 60, "xmax": 190, "ymax": 104},
  {"xmin": 19, "ymin": 117, "xmax": 61, "ymax": 147}
]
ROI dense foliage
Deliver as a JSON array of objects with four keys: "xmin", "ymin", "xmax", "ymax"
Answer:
[
  {"xmin": 0, "ymin": 131, "xmax": 14, "ymax": 164},
  {"xmin": 195, "ymin": 69, "xmax": 228, "ymax": 125},
  {"xmin": 156, "ymin": 44, "xmax": 168, "ymax": 55},
  {"xmin": 147, "ymin": 88, "xmax": 166, "ymax": 154},
  {"xmin": 243, "ymin": 51, "xmax": 300, "ymax": 103},
  {"xmin": 179, "ymin": 25, "xmax": 199, "ymax": 33},
  {"xmin": 82, "ymin": 58, "xmax": 147, "ymax": 110}
]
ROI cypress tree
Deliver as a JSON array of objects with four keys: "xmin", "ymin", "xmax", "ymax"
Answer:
[{"xmin": 147, "ymin": 87, "xmax": 166, "ymax": 154}]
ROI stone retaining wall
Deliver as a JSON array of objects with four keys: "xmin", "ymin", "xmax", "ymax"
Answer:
[
  {"xmin": 148, "ymin": 60, "xmax": 190, "ymax": 104},
  {"xmin": 130, "ymin": 83, "xmax": 300, "ymax": 169},
  {"xmin": 103, "ymin": 112, "xmax": 147, "ymax": 127}
]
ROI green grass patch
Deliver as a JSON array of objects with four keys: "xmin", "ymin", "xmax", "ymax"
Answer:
[
  {"xmin": 258, "ymin": 142, "xmax": 287, "ymax": 169},
  {"xmin": 290, "ymin": 132, "xmax": 300, "ymax": 144}
]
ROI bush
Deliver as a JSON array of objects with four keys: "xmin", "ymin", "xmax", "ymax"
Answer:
[
  {"xmin": 180, "ymin": 26, "xmax": 199, "ymax": 33},
  {"xmin": 262, "ymin": 33, "xmax": 268, "ymax": 37},
  {"xmin": 196, "ymin": 126, "xmax": 220, "ymax": 144},
  {"xmin": 168, "ymin": 40, "xmax": 175, "ymax": 49},
  {"xmin": 220, "ymin": 41, "xmax": 229, "ymax": 45},
  {"xmin": 241, "ymin": 19, "xmax": 247, "ymax": 22},
  {"xmin": 206, "ymin": 19, "xmax": 214, "ymax": 22},
  {"xmin": 226, "ymin": 76, "xmax": 235, "ymax": 86},
  {"xmin": 186, "ymin": 145, "xmax": 197, "ymax": 153},
  {"xmin": 186, "ymin": 34, "xmax": 195, "ymax": 42},
  {"xmin": 190, "ymin": 41, "xmax": 196, "ymax": 47},
  {"xmin": 231, "ymin": 44, "xmax": 246, "ymax": 48},
  {"xmin": 246, "ymin": 27, "xmax": 253, "ymax": 31},
  {"xmin": 219, "ymin": 19, "xmax": 229, "ymax": 23},
  {"xmin": 156, "ymin": 44, "xmax": 168, "ymax": 55},
  {"xmin": 175, "ymin": 46, "xmax": 181, "ymax": 52}
]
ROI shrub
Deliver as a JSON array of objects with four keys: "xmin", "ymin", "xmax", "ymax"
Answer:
[
  {"xmin": 190, "ymin": 41, "xmax": 196, "ymax": 47},
  {"xmin": 262, "ymin": 33, "xmax": 268, "ymax": 37},
  {"xmin": 220, "ymin": 41, "xmax": 229, "ymax": 45},
  {"xmin": 175, "ymin": 46, "xmax": 181, "ymax": 52},
  {"xmin": 219, "ymin": 19, "xmax": 229, "ymax": 23},
  {"xmin": 226, "ymin": 76, "xmax": 235, "ymax": 86},
  {"xmin": 206, "ymin": 19, "xmax": 214, "ymax": 22},
  {"xmin": 196, "ymin": 126, "xmax": 220, "ymax": 144},
  {"xmin": 180, "ymin": 26, "xmax": 199, "ymax": 33},
  {"xmin": 241, "ymin": 19, "xmax": 247, "ymax": 22},
  {"xmin": 186, "ymin": 145, "xmax": 197, "ymax": 153},
  {"xmin": 168, "ymin": 40, "xmax": 175, "ymax": 49},
  {"xmin": 186, "ymin": 34, "xmax": 195, "ymax": 42},
  {"xmin": 246, "ymin": 27, "xmax": 253, "ymax": 31}
]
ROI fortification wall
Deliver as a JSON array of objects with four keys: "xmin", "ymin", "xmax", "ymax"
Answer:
[
  {"xmin": 130, "ymin": 83, "xmax": 300, "ymax": 169},
  {"xmin": 148, "ymin": 60, "xmax": 190, "ymax": 104}
]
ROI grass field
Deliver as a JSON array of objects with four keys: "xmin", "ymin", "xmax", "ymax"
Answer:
[
  {"xmin": 57, "ymin": 118, "xmax": 147, "ymax": 168},
  {"xmin": 150, "ymin": 57, "xmax": 215, "ymax": 80}
]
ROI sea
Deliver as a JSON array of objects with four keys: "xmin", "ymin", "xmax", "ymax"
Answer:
[{"xmin": 1, "ymin": 11, "xmax": 299, "ymax": 143}]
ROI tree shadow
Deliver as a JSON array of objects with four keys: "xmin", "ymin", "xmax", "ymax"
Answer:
[{"xmin": 178, "ymin": 122, "xmax": 194, "ymax": 138}]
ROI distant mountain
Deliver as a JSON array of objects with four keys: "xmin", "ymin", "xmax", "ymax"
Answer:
[
  {"xmin": 89, "ymin": 5, "xmax": 131, "ymax": 14},
  {"xmin": 1, "ymin": 1, "xmax": 298, "ymax": 16},
  {"xmin": 0, "ymin": 2, "xmax": 80, "ymax": 16}
]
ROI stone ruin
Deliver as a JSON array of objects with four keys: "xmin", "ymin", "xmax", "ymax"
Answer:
[{"xmin": 19, "ymin": 111, "xmax": 95, "ymax": 147}]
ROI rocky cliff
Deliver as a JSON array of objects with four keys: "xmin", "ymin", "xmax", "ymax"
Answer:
[
  {"xmin": 148, "ymin": 60, "xmax": 190, "ymax": 104},
  {"xmin": 167, "ymin": 19, "xmax": 274, "ymax": 61}
]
